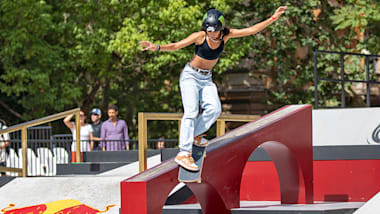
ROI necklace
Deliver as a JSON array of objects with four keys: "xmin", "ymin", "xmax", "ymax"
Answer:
[{"xmin": 207, "ymin": 34, "xmax": 220, "ymax": 43}]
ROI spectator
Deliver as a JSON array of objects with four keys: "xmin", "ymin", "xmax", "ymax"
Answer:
[
  {"xmin": 100, "ymin": 105, "xmax": 129, "ymax": 151},
  {"xmin": 63, "ymin": 110, "xmax": 94, "ymax": 162},
  {"xmin": 157, "ymin": 137, "xmax": 165, "ymax": 150},
  {"xmin": 90, "ymin": 108, "xmax": 102, "ymax": 150},
  {"xmin": 0, "ymin": 119, "xmax": 10, "ymax": 176}
]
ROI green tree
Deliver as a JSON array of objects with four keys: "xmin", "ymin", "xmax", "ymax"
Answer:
[
  {"xmin": 228, "ymin": 0, "xmax": 379, "ymax": 109},
  {"xmin": 0, "ymin": 0, "xmax": 75, "ymax": 121},
  {"xmin": 214, "ymin": 0, "xmax": 336, "ymax": 108},
  {"xmin": 327, "ymin": 0, "xmax": 380, "ymax": 107},
  {"xmin": 0, "ymin": 0, "xmax": 127, "ymax": 121},
  {"xmin": 330, "ymin": 0, "xmax": 380, "ymax": 53},
  {"xmin": 108, "ymin": 0, "xmax": 238, "ymax": 138},
  {"xmin": 1, "ymin": 0, "xmax": 379, "ymax": 139}
]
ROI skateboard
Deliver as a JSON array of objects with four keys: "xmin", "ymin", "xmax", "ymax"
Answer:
[{"xmin": 178, "ymin": 144, "xmax": 206, "ymax": 183}]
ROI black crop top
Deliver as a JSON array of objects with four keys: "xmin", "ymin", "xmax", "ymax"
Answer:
[{"xmin": 194, "ymin": 37, "xmax": 224, "ymax": 60}]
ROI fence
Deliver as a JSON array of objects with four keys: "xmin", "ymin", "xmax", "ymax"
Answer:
[
  {"xmin": 314, "ymin": 50, "xmax": 380, "ymax": 108},
  {"xmin": 0, "ymin": 110, "xmax": 260, "ymax": 176},
  {"xmin": 0, "ymin": 108, "xmax": 81, "ymax": 177},
  {"xmin": 1, "ymin": 131, "xmax": 177, "ymax": 177},
  {"xmin": 138, "ymin": 112, "xmax": 260, "ymax": 172},
  {"xmin": 2, "ymin": 127, "xmax": 55, "ymax": 176}
]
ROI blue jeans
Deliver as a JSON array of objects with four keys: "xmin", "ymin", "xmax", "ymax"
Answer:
[{"xmin": 179, "ymin": 63, "xmax": 221, "ymax": 152}]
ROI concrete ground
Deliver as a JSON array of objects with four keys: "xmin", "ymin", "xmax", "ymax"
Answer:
[{"xmin": 0, "ymin": 154, "xmax": 162, "ymax": 214}]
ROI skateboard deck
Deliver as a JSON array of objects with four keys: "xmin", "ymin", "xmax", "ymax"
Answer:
[{"xmin": 178, "ymin": 144, "xmax": 206, "ymax": 183}]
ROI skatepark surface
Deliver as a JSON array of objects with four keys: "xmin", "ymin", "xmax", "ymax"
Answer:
[{"xmin": 0, "ymin": 155, "xmax": 162, "ymax": 214}]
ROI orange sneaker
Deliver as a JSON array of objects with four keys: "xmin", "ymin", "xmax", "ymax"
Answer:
[
  {"xmin": 175, "ymin": 152, "xmax": 199, "ymax": 171},
  {"xmin": 193, "ymin": 135, "xmax": 208, "ymax": 147}
]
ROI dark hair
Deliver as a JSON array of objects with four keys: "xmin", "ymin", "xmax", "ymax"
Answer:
[
  {"xmin": 79, "ymin": 107, "xmax": 86, "ymax": 115},
  {"xmin": 0, "ymin": 119, "xmax": 5, "ymax": 129},
  {"xmin": 222, "ymin": 27, "xmax": 230, "ymax": 36},
  {"xmin": 108, "ymin": 105, "xmax": 118, "ymax": 112}
]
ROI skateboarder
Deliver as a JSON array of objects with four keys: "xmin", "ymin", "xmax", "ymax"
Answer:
[{"xmin": 140, "ymin": 6, "xmax": 287, "ymax": 171}]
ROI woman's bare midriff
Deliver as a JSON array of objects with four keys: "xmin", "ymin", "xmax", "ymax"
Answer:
[{"xmin": 189, "ymin": 54, "xmax": 219, "ymax": 70}]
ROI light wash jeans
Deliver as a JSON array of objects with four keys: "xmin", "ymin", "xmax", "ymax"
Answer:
[{"xmin": 179, "ymin": 63, "xmax": 221, "ymax": 152}]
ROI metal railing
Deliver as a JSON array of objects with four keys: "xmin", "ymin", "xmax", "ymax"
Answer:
[
  {"xmin": 0, "ymin": 108, "xmax": 81, "ymax": 177},
  {"xmin": 2, "ymin": 138, "xmax": 70, "ymax": 176},
  {"xmin": 138, "ymin": 112, "xmax": 260, "ymax": 172},
  {"xmin": 314, "ymin": 50, "xmax": 380, "ymax": 108},
  {"xmin": 1, "ymin": 137, "xmax": 146, "ymax": 177},
  {"xmin": 1, "ymin": 126, "xmax": 53, "ymax": 176}
]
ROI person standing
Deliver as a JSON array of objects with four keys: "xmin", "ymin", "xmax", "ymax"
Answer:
[
  {"xmin": 0, "ymin": 119, "xmax": 10, "ymax": 176},
  {"xmin": 140, "ymin": 6, "xmax": 287, "ymax": 171},
  {"xmin": 100, "ymin": 105, "xmax": 130, "ymax": 151},
  {"xmin": 156, "ymin": 136, "xmax": 165, "ymax": 150},
  {"xmin": 63, "ymin": 110, "xmax": 94, "ymax": 162},
  {"xmin": 90, "ymin": 108, "xmax": 103, "ymax": 150}
]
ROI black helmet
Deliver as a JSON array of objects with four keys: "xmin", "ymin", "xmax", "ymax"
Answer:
[{"xmin": 202, "ymin": 9, "xmax": 225, "ymax": 32}]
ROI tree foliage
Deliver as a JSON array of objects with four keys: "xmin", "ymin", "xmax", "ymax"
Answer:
[
  {"xmin": 327, "ymin": 0, "xmax": 380, "ymax": 107},
  {"xmin": 0, "ymin": 0, "xmax": 379, "ymax": 138},
  {"xmin": 330, "ymin": 0, "xmax": 380, "ymax": 53},
  {"xmin": 0, "ymin": 0, "xmax": 127, "ymax": 124}
]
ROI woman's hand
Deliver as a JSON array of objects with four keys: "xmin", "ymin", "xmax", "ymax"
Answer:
[
  {"xmin": 139, "ymin": 41, "xmax": 159, "ymax": 51},
  {"xmin": 272, "ymin": 6, "xmax": 287, "ymax": 20},
  {"xmin": 63, "ymin": 114, "xmax": 74, "ymax": 129}
]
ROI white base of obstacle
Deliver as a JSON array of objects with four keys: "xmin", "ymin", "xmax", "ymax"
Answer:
[{"xmin": 354, "ymin": 192, "xmax": 380, "ymax": 214}]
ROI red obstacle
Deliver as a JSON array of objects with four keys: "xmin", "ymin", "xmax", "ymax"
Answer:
[{"xmin": 120, "ymin": 105, "xmax": 313, "ymax": 214}]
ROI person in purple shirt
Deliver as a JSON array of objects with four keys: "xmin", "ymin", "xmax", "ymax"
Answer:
[{"xmin": 100, "ymin": 105, "xmax": 130, "ymax": 151}]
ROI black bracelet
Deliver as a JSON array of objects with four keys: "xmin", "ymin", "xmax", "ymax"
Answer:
[{"xmin": 156, "ymin": 45, "xmax": 160, "ymax": 51}]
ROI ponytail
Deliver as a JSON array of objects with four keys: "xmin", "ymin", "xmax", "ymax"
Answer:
[{"xmin": 222, "ymin": 27, "xmax": 230, "ymax": 37}]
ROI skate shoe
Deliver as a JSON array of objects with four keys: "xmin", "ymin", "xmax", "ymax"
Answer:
[
  {"xmin": 193, "ymin": 135, "xmax": 208, "ymax": 147},
  {"xmin": 175, "ymin": 152, "xmax": 199, "ymax": 171}
]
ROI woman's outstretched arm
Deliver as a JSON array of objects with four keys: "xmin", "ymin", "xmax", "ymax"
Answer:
[
  {"xmin": 225, "ymin": 6, "xmax": 287, "ymax": 40},
  {"xmin": 140, "ymin": 31, "xmax": 204, "ymax": 52}
]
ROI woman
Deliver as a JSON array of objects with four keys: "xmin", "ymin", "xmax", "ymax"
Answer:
[
  {"xmin": 0, "ymin": 119, "xmax": 10, "ymax": 176},
  {"xmin": 140, "ymin": 6, "xmax": 287, "ymax": 171},
  {"xmin": 63, "ymin": 110, "xmax": 94, "ymax": 162}
]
